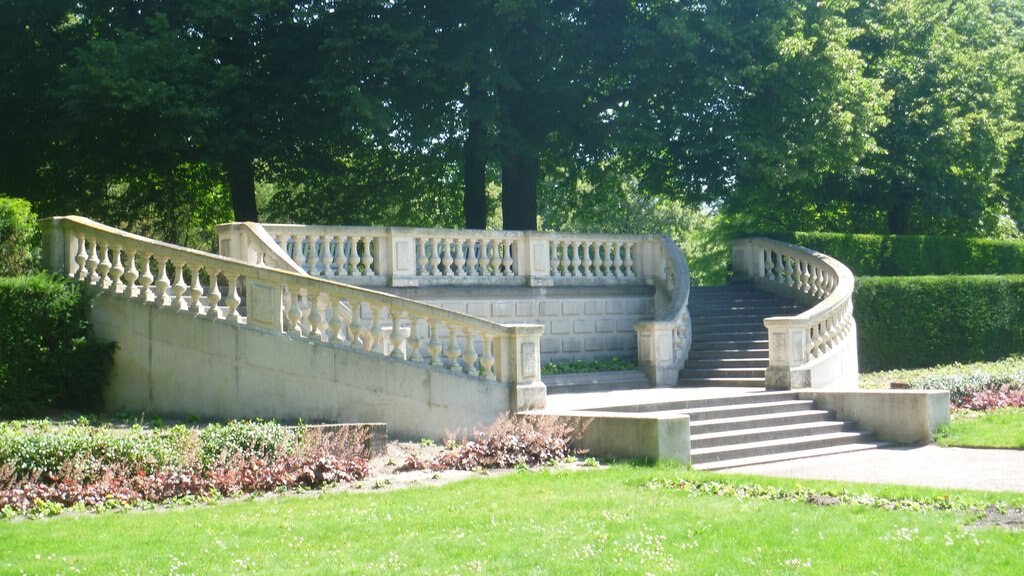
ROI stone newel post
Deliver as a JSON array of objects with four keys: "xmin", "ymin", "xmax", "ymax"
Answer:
[{"xmin": 493, "ymin": 324, "xmax": 546, "ymax": 411}]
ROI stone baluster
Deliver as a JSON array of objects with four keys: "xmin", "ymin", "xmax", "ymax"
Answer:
[
  {"xmin": 580, "ymin": 241, "xmax": 592, "ymax": 277},
  {"xmin": 329, "ymin": 236, "xmax": 343, "ymax": 277},
  {"xmin": 427, "ymin": 319, "xmax": 443, "ymax": 366},
  {"xmin": 416, "ymin": 238, "xmax": 429, "ymax": 276},
  {"xmin": 462, "ymin": 330, "xmax": 479, "ymax": 375},
  {"xmin": 800, "ymin": 260, "xmax": 811, "ymax": 294},
  {"xmin": 406, "ymin": 314, "xmax": 423, "ymax": 362},
  {"xmin": 361, "ymin": 237, "xmax": 375, "ymax": 277},
  {"xmin": 122, "ymin": 249, "xmax": 139, "ymax": 298},
  {"xmin": 368, "ymin": 304, "xmax": 384, "ymax": 353},
  {"xmin": 426, "ymin": 238, "xmax": 440, "ymax": 276},
  {"xmin": 224, "ymin": 273, "xmax": 242, "ymax": 321},
  {"xmin": 502, "ymin": 239, "xmax": 514, "ymax": 276},
  {"xmin": 446, "ymin": 323, "xmax": 462, "ymax": 372},
  {"xmin": 612, "ymin": 242, "xmax": 624, "ymax": 278},
  {"xmin": 292, "ymin": 234, "xmax": 306, "ymax": 271},
  {"xmin": 327, "ymin": 296, "xmax": 345, "ymax": 343},
  {"xmin": 624, "ymin": 242, "xmax": 635, "ymax": 277},
  {"xmin": 480, "ymin": 334, "xmax": 496, "ymax": 381},
  {"xmin": 488, "ymin": 240, "xmax": 501, "ymax": 276},
  {"xmin": 188, "ymin": 266, "xmax": 205, "ymax": 314},
  {"xmin": 172, "ymin": 260, "xmax": 189, "ymax": 311},
  {"xmin": 139, "ymin": 253, "xmax": 155, "ymax": 302},
  {"xmin": 453, "ymin": 238, "xmax": 467, "ymax": 276},
  {"xmin": 154, "ymin": 258, "xmax": 171, "ymax": 306},
  {"xmin": 348, "ymin": 300, "xmax": 364, "ymax": 347},
  {"xmin": 307, "ymin": 290, "xmax": 324, "ymax": 340},
  {"xmin": 285, "ymin": 286, "xmax": 303, "ymax": 336},
  {"xmin": 389, "ymin": 311, "xmax": 407, "ymax": 359},
  {"xmin": 592, "ymin": 242, "xmax": 605, "ymax": 277},
  {"xmin": 85, "ymin": 238, "xmax": 100, "ymax": 284},
  {"xmin": 207, "ymin": 269, "xmax": 223, "ymax": 319},
  {"xmin": 96, "ymin": 242, "xmax": 112, "ymax": 289},
  {"xmin": 557, "ymin": 241, "xmax": 569, "ymax": 277},
  {"xmin": 73, "ymin": 234, "xmax": 88, "ymax": 280},
  {"xmin": 549, "ymin": 241, "xmax": 560, "ymax": 276},
  {"xmin": 466, "ymin": 240, "xmax": 479, "ymax": 276},
  {"xmin": 110, "ymin": 245, "xmax": 125, "ymax": 294},
  {"xmin": 346, "ymin": 237, "xmax": 359, "ymax": 277},
  {"xmin": 306, "ymin": 236, "xmax": 321, "ymax": 277},
  {"xmin": 441, "ymin": 239, "xmax": 454, "ymax": 276}
]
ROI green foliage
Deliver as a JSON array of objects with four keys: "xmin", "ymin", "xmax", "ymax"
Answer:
[
  {"xmin": 197, "ymin": 420, "xmax": 294, "ymax": 466},
  {"xmin": 854, "ymin": 276, "xmax": 1024, "ymax": 370},
  {"xmin": 0, "ymin": 274, "xmax": 114, "ymax": 417},
  {"xmin": 935, "ymin": 408, "xmax": 1024, "ymax": 449},
  {"xmin": 766, "ymin": 232, "xmax": 1024, "ymax": 276},
  {"xmin": 0, "ymin": 197, "xmax": 40, "ymax": 276},
  {"xmin": 542, "ymin": 357, "xmax": 636, "ymax": 375}
]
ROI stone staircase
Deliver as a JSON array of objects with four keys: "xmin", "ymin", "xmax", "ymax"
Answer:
[
  {"xmin": 681, "ymin": 282, "xmax": 805, "ymax": 387},
  {"xmin": 683, "ymin": 391, "xmax": 884, "ymax": 470}
]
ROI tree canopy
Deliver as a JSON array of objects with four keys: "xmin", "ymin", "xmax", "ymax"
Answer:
[{"xmin": 1, "ymin": 0, "xmax": 1022, "ymax": 240}]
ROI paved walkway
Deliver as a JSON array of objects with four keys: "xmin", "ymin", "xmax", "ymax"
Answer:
[{"xmin": 723, "ymin": 444, "xmax": 1024, "ymax": 493}]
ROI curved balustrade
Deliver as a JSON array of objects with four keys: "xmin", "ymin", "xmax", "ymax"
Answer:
[
  {"xmin": 732, "ymin": 238, "xmax": 858, "ymax": 389},
  {"xmin": 42, "ymin": 217, "xmax": 545, "ymax": 397}
]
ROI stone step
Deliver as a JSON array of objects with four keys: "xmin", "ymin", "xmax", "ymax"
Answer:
[
  {"xmin": 688, "ymin": 313, "xmax": 783, "ymax": 325},
  {"xmin": 690, "ymin": 431, "xmax": 875, "ymax": 465},
  {"xmin": 685, "ymin": 357, "xmax": 769, "ymax": 369},
  {"xmin": 678, "ymin": 377, "xmax": 767, "ymax": 387},
  {"xmin": 690, "ymin": 420, "xmax": 851, "ymax": 449},
  {"xmin": 691, "ymin": 442, "xmax": 889, "ymax": 471},
  {"xmin": 677, "ymin": 399, "xmax": 816, "ymax": 421},
  {"xmin": 589, "ymin": 391, "xmax": 798, "ymax": 413},
  {"xmin": 679, "ymin": 367, "xmax": 766, "ymax": 379},
  {"xmin": 691, "ymin": 331, "xmax": 767, "ymax": 344},
  {"xmin": 693, "ymin": 322, "xmax": 769, "ymax": 335},
  {"xmin": 688, "ymin": 409, "xmax": 833, "ymax": 434},
  {"xmin": 687, "ymin": 348, "xmax": 769, "ymax": 360},
  {"xmin": 690, "ymin": 305, "xmax": 804, "ymax": 317}
]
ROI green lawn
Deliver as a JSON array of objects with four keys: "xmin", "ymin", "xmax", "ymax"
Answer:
[
  {"xmin": 2, "ymin": 466, "xmax": 1022, "ymax": 575},
  {"xmin": 936, "ymin": 408, "xmax": 1024, "ymax": 449}
]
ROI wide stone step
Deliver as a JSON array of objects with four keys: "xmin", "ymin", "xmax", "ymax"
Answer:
[
  {"xmin": 544, "ymin": 370, "xmax": 651, "ymax": 394},
  {"xmin": 691, "ymin": 331, "xmax": 767, "ymax": 344},
  {"xmin": 688, "ymin": 313, "xmax": 785, "ymax": 325},
  {"xmin": 678, "ymin": 399, "xmax": 816, "ymax": 421},
  {"xmin": 685, "ymin": 357, "xmax": 769, "ymax": 369},
  {"xmin": 687, "ymin": 348, "xmax": 769, "ymax": 360},
  {"xmin": 679, "ymin": 367, "xmax": 766, "ymax": 379},
  {"xmin": 690, "ymin": 305, "xmax": 804, "ymax": 317},
  {"xmin": 588, "ymin": 391, "xmax": 798, "ymax": 413},
  {"xmin": 691, "ymin": 442, "xmax": 888, "ymax": 471},
  {"xmin": 690, "ymin": 431, "xmax": 875, "ymax": 465},
  {"xmin": 693, "ymin": 322, "xmax": 768, "ymax": 335},
  {"xmin": 678, "ymin": 376, "xmax": 767, "ymax": 387},
  {"xmin": 688, "ymin": 409, "xmax": 833, "ymax": 434},
  {"xmin": 690, "ymin": 420, "xmax": 851, "ymax": 449}
]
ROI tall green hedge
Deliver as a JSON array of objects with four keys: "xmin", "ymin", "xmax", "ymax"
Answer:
[
  {"xmin": 854, "ymin": 275, "xmax": 1024, "ymax": 371},
  {"xmin": 0, "ymin": 274, "xmax": 114, "ymax": 417},
  {"xmin": 0, "ymin": 197, "xmax": 40, "ymax": 277},
  {"xmin": 767, "ymin": 232, "xmax": 1024, "ymax": 277}
]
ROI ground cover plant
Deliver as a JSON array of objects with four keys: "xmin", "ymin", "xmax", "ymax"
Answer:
[
  {"xmin": 542, "ymin": 357, "xmax": 637, "ymax": 375},
  {"xmin": 0, "ymin": 465, "xmax": 1021, "ymax": 574}
]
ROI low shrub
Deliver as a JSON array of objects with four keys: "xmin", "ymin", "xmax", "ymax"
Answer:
[
  {"xmin": 764, "ymin": 231, "xmax": 1024, "ymax": 277},
  {"xmin": 543, "ymin": 357, "xmax": 636, "ymax": 375},
  {"xmin": 0, "ymin": 274, "xmax": 115, "ymax": 416},
  {"xmin": 958, "ymin": 386, "xmax": 1024, "ymax": 411},
  {"xmin": 0, "ymin": 421, "xmax": 369, "ymax": 516},
  {"xmin": 854, "ymin": 275, "xmax": 1024, "ymax": 371},
  {"xmin": 0, "ymin": 197, "xmax": 39, "ymax": 277},
  {"xmin": 424, "ymin": 414, "xmax": 590, "ymax": 471}
]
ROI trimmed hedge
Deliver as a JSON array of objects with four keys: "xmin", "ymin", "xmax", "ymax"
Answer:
[
  {"xmin": 0, "ymin": 197, "xmax": 40, "ymax": 277},
  {"xmin": 0, "ymin": 274, "xmax": 114, "ymax": 417},
  {"xmin": 767, "ymin": 232, "xmax": 1024, "ymax": 277},
  {"xmin": 854, "ymin": 275, "xmax": 1024, "ymax": 371}
]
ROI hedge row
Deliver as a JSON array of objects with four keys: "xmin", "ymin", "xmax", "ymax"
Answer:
[
  {"xmin": 0, "ymin": 197, "xmax": 39, "ymax": 277},
  {"xmin": 854, "ymin": 275, "xmax": 1024, "ymax": 371},
  {"xmin": 0, "ymin": 274, "xmax": 114, "ymax": 417},
  {"xmin": 767, "ymin": 232, "xmax": 1024, "ymax": 277}
]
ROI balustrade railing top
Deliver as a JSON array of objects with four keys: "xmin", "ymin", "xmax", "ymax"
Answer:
[
  {"xmin": 732, "ymin": 237, "xmax": 858, "ymax": 389},
  {"xmin": 41, "ymin": 217, "xmax": 545, "ymax": 397},
  {"xmin": 217, "ymin": 223, "xmax": 671, "ymax": 288}
]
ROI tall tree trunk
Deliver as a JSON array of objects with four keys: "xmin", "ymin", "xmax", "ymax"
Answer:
[
  {"xmin": 500, "ymin": 146, "xmax": 539, "ymax": 231},
  {"xmin": 887, "ymin": 196, "xmax": 911, "ymax": 234},
  {"xmin": 226, "ymin": 155, "xmax": 259, "ymax": 222},
  {"xmin": 463, "ymin": 89, "xmax": 488, "ymax": 229}
]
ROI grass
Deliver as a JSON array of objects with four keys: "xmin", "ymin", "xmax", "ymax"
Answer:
[
  {"xmin": 2, "ymin": 465, "xmax": 1023, "ymax": 575},
  {"xmin": 936, "ymin": 408, "xmax": 1024, "ymax": 449}
]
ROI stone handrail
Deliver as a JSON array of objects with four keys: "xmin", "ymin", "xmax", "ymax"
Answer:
[
  {"xmin": 40, "ymin": 217, "xmax": 546, "ymax": 407},
  {"xmin": 218, "ymin": 223, "xmax": 692, "ymax": 387},
  {"xmin": 732, "ymin": 237, "xmax": 858, "ymax": 389},
  {"xmin": 217, "ymin": 223, "xmax": 669, "ymax": 288}
]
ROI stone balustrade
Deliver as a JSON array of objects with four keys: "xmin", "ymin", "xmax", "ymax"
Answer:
[
  {"xmin": 218, "ymin": 224, "xmax": 663, "ymax": 288},
  {"xmin": 218, "ymin": 223, "xmax": 692, "ymax": 387},
  {"xmin": 41, "ymin": 217, "xmax": 546, "ymax": 406},
  {"xmin": 732, "ymin": 237, "xmax": 858, "ymax": 389}
]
